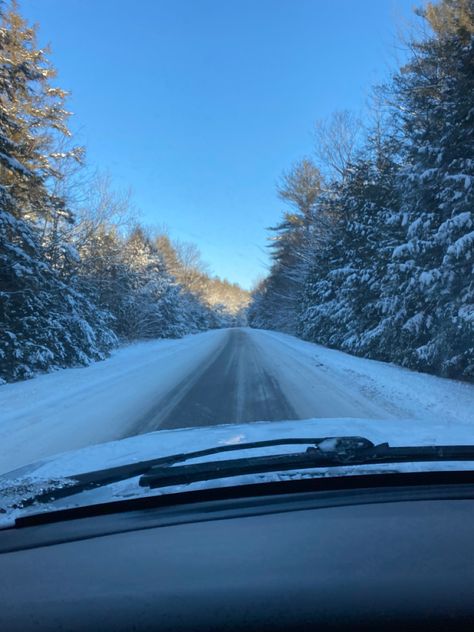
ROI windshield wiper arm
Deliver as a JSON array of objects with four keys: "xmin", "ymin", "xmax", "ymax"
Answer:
[
  {"xmin": 11, "ymin": 436, "xmax": 372, "ymax": 508},
  {"xmin": 139, "ymin": 442, "xmax": 474, "ymax": 489},
  {"xmin": 9, "ymin": 438, "xmax": 474, "ymax": 510}
]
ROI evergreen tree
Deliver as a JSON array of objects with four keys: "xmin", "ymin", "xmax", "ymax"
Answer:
[
  {"xmin": 250, "ymin": 0, "xmax": 473, "ymax": 380},
  {"xmin": 0, "ymin": 2, "xmax": 116, "ymax": 382},
  {"xmin": 252, "ymin": 159, "xmax": 322, "ymax": 332},
  {"xmin": 0, "ymin": 3, "xmax": 82, "ymax": 226},
  {"xmin": 383, "ymin": 0, "xmax": 474, "ymax": 377},
  {"xmin": 300, "ymin": 141, "xmax": 402, "ymax": 357}
]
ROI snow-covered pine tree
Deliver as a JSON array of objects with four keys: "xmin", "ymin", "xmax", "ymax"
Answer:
[
  {"xmin": 298, "ymin": 184, "xmax": 352, "ymax": 346},
  {"xmin": 75, "ymin": 223, "xmax": 130, "ymax": 323},
  {"xmin": 248, "ymin": 159, "xmax": 322, "ymax": 332},
  {"xmin": 155, "ymin": 232, "xmax": 249, "ymax": 329},
  {"xmin": 0, "ymin": 3, "xmax": 117, "ymax": 382},
  {"xmin": 304, "ymin": 142, "xmax": 403, "ymax": 359},
  {"xmin": 116, "ymin": 227, "xmax": 189, "ymax": 339},
  {"xmin": 384, "ymin": 0, "xmax": 474, "ymax": 378},
  {"xmin": 252, "ymin": 0, "xmax": 473, "ymax": 381}
]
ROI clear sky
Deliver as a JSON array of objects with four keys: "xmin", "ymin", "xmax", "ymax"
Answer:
[{"xmin": 21, "ymin": 0, "xmax": 417, "ymax": 289}]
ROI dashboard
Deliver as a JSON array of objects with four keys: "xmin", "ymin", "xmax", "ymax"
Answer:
[{"xmin": 1, "ymin": 473, "xmax": 474, "ymax": 631}]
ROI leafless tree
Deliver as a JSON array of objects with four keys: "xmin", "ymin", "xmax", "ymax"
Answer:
[
  {"xmin": 71, "ymin": 172, "xmax": 137, "ymax": 247},
  {"xmin": 313, "ymin": 110, "xmax": 363, "ymax": 181}
]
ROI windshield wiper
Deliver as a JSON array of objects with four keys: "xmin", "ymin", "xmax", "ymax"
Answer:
[
  {"xmin": 6, "ymin": 436, "xmax": 474, "ymax": 509},
  {"xmin": 139, "ymin": 441, "xmax": 474, "ymax": 489},
  {"xmin": 7, "ymin": 437, "xmax": 371, "ymax": 508}
]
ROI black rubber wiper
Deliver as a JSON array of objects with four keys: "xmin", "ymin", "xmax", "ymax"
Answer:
[
  {"xmin": 139, "ymin": 440, "xmax": 474, "ymax": 489},
  {"xmin": 9, "ymin": 436, "xmax": 371, "ymax": 508},
  {"xmin": 8, "ymin": 436, "xmax": 474, "ymax": 509}
]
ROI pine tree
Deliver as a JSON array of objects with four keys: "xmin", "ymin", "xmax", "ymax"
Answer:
[
  {"xmin": 300, "ymin": 143, "xmax": 403, "ymax": 358},
  {"xmin": 258, "ymin": 159, "xmax": 322, "ymax": 332},
  {"xmin": 250, "ymin": 0, "xmax": 473, "ymax": 381},
  {"xmin": 384, "ymin": 0, "xmax": 474, "ymax": 377},
  {"xmin": 0, "ymin": 2, "xmax": 116, "ymax": 382},
  {"xmin": 0, "ymin": 3, "xmax": 82, "ymax": 225}
]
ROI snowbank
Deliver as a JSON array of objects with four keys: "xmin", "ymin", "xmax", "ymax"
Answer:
[
  {"xmin": 0, "ymin": 330, "xmax": 227, "ymax": 474},
  {"xmin": 253, "ymin": 329, "xmax": 474, "ymax": 428}
]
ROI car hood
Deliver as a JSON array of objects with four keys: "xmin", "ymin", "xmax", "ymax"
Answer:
[{"xmin": 1, "ymin": 416, "xmax": 472, "ymax": 526}]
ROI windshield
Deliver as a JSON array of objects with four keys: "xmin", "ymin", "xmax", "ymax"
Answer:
[{"xmin": 0, "ymin": 0, "xmax": 473, "ymax": 519}]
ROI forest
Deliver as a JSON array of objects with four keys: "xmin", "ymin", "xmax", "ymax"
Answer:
[
  {"xmin": 0, "ymin": 2, "xmax": 248, "ymax": 383},
  {"xmin": 248, "ymin": 0, "xmax": 473, "ymax": 380},
  {"xmin": 1, "ymin": 0, "xmax": 472, "ymax": 384}
]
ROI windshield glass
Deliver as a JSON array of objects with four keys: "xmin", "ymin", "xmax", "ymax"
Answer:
[{"xmin": 0, "ymin": 0, "xmax": 473, "ymax": 519}]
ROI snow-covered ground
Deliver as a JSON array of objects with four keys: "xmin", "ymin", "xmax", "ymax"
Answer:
[
  {"xmin": 0, "ymin": 327, "xmax": 473, "ymax": 476},
  {"xmin": 0, "ymin": 330, "xmax": 227, "ymax": 474},
  {"xmin": 252, "ymin": 329, "xmax": 474, "ymax": 426}
]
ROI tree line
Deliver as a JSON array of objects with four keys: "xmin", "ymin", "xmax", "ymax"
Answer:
[
  {"xmin": 0, "ymin": 2, "xmax": 248, "ymax": 383},
  {"xmin": 248, "ymin": 0, "xmax": 473, "ymax": 380}
]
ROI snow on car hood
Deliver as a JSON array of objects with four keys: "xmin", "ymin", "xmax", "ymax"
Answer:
[{"xmin": 1, "ymin": 416, "xmax": 473, "ymax": 527}]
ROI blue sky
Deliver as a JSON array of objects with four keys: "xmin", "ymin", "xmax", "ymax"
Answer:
[{"xmin": 21, "ymin": 0, "xmax": 417, "ymax": 289}]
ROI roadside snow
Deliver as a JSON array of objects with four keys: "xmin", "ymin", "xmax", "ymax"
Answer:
[
  {"xmin": 0, "ymin": 330, "xmax": 227, "ymax": 474},
  {"xmin": 252, "ymin": 329, "xmax": 474, "ymax": 428}
]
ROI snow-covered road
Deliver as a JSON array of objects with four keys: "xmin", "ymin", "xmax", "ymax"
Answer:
[
  {"xmin": 0, "ymin": 327, "xmax": 473, "ymax": 474},
  {"xmin": 147, "ymin": 328, "xmax": 394, "ymax": 431}
]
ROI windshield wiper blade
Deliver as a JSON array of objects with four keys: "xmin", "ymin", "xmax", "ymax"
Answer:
[
  {"xmin": 139, "ymin": 442, "xmax": 474, "ymax": 489},
  {"xmin": 9, "ymin": 436, "xmax": 372, "ymax": 508},
  {"xmin": 8, "ymin": 437, "xmax": 474, "ymax": 510}
]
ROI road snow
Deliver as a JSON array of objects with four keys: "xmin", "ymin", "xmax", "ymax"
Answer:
[{"xmin": 0, "ymin": 327, "xmax": 473, "ymax": 474}]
